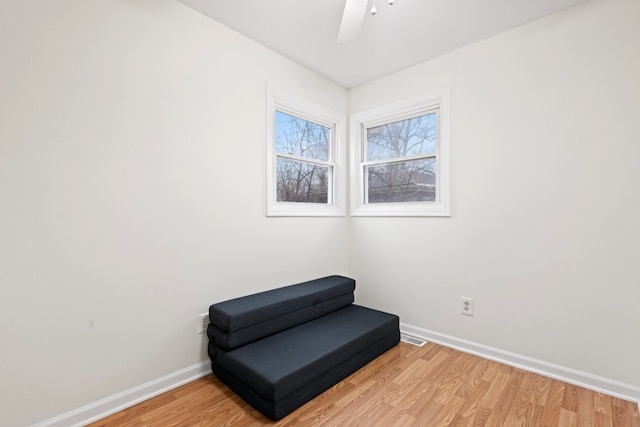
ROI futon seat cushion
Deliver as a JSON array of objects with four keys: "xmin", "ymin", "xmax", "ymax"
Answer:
[
  {"xmin": 211, "ymin": 304, "xmax": 399, "ymax": 402},
  {"xmin": 209, "ymin": 275, "xmax": 355, "ymax": 350},
  {"xmin": 213, "ymin": 329, "xmax": 399, "ymax": 420}
]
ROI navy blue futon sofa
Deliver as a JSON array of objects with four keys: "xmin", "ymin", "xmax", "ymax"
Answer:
[{"xmin": 207, "ymin": 275, "xmax": 400, "ymax": 420}]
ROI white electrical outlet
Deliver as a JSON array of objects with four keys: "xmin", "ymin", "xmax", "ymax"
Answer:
[
  {"xmin": 197, "ymin": 313, "xmax": 209, "ymax": 334},
  {"xmin": 461, "ymin": 297, "xmax": 474, "ymax": 316}
]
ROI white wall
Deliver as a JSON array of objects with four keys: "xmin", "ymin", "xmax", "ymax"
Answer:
[
  {"xmin": 0, "ymin": 1, "xmax": 348, "ymax": 426},
  {"xmin": 349, "ymin": 0, "xmax": 639, "ymax": 388}
]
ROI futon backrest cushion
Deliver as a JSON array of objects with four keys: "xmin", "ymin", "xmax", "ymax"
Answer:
[{"xmin": 208, "ymin": 275, "xmax": 355, "ymax": 350}]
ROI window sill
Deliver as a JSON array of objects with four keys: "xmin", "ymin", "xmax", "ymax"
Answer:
[{"xmin": 350, "ymin": 201, "xmax": 450, "ymax": 217}]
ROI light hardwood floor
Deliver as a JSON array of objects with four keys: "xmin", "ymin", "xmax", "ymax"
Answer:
[{"xmin": 89, "ymin": 342, "xmax": 640, "ymax": 426}]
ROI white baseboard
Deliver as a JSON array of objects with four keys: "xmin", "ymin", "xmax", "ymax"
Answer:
[
  {"xmin": 32, "ymin": 361, "xmax": 211, "ymax": 427},
  {"xmin": 400, "ymin": 323, "xmax": 640, "ymax": 407}
]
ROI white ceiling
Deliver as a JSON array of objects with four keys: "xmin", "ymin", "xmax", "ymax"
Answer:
[{"xmin": 177, "ymin": 0, "xmax": 589, "ymax": 88}]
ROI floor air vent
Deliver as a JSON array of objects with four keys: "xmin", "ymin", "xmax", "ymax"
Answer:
[{"xmin": 400, "ymin": 334, "xmax": 427, "ymax": 347}]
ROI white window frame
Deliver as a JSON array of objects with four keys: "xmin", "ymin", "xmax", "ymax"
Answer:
[
  {"xmin": 350, "ymin": 88, "xmax": 451, "ymax": 217},
  {"xmin": 266, "ymin": 87, "xmax": 346, "ymax": 217}
]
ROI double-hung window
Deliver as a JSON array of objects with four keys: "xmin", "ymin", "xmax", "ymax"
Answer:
[
  {"xmin": 266, "ymin": 90, "xmax": 345, "ymax": 216},
  {"xmin": 350, "ymin": 88, "xmax": 450, "ymax": 216}
]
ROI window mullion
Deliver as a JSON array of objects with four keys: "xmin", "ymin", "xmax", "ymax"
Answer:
[
  {"xmin": 362, "ymin": 154, "xmax": 436, "ymax": 167},
  {"xmin": 276, "ymin": 153, "xmax": 334, "ymax": 167}
]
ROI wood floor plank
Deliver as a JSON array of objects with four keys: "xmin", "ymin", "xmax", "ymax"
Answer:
[
  {"xmin": 559, "ymin": 407, "xmax": 579, "ymax": 427},
  {"xmin": 562, "ymin": 384, "xmax": 581, "ymax": 412},
  {"xmin": 472, "ymin": 404, "xmax": 493, "ymax": 427},
  {"xmin": 483, "ymin": 369, "xmax": 525, "ymax": 425},
  {"xmin": 502, "ymin": 370, "xmax": 536, "ymax": 426},
  {"xmin": 434, "ymin": 366, "xmax": 467, "ymax": 405},
  {"xmin": 595, "ymin": 392, "xmax": 613, "ymax": 415},
  {"xmin": 430, "ymin": 394, "xmax": 466, "ymax": 427},
  {"xmin": 532, "ymin": 375, "xmax": 552, "ymax": 407},
  {"xmin": 595, "ymin": 410, "xmax": 615, "ymax": 427},
  {"xmin": 531, "ymin": 404, "xmax": 546, "ymax": 426},
  {"xmin": 386, "ymin": 359, "xmax": 437, "ymax": 407},
  {"xmin": 478, "ymin": 371, "xmax": 512, "ymax": 410},
  {"xmin": 408, "ymin": 383, "xmax": 447, "ymax": 422},
  {"xmin": 577, "ymin": 386, "xmax": 596, "ymax": 427},
  {"xmin": 87, "ymin": 342, "xmax": 640, "ymax": 427},
  {"xmin": 449, "ymin": 376, "xmax": 492, "ymax": 426},
  {"xmin": 539, "ymin": 379, "xmax": 566, "ymax": 427},
  {"xmin": 468, "ymin": 358, "xmax": 492, "ymax": 380}
]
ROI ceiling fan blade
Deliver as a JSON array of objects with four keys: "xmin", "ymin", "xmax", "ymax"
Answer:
[{"xmin": 337, "ymin": 0, "xmax": 368, "ymax": 43}]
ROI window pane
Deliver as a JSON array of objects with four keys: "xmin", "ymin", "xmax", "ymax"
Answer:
[
  {"xmin": 366, "ymin": 159, "xmax": 436, "ymax": 203},
  {"xmin": 277, "ymin": 158, "xmax": 329, "ymax": 203},
  {"xmin": 275, "ymin": 111, "xmax": 329, "ymax": 161},
  {"xmin": 366, "ymin": 112, "xmax": 436, "ymax": 161}
]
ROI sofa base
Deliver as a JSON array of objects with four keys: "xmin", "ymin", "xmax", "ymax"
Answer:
[{"xmin": 213, "ymin": 329, "xmax": 399, "ymax": 420}]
